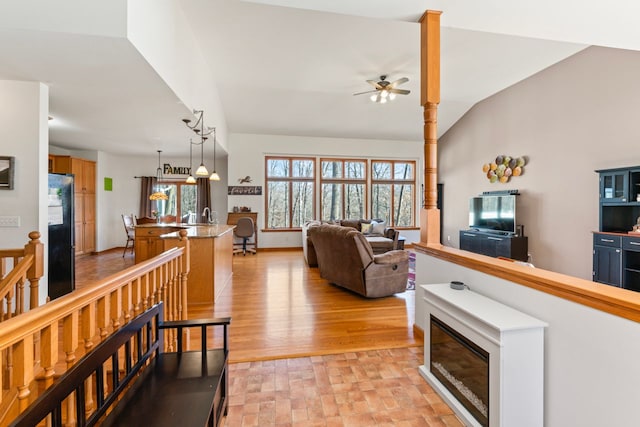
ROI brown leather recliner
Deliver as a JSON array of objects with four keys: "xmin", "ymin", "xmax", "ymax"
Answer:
[{"xmin": 309, "ymin": 224, "xmax": 408, "ymax": 298}]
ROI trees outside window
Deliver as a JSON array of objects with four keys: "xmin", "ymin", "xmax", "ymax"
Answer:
[
  {"xmin": 265, "ymin": 157, "xmax": 315, "ymax": 228},
  {"xmin": 264, "ymin": 156, "xmax": 415, "ymax": 229},
  {"xmin": 320, "ymin": 159, "xmax": 366, "ymax": 221},
  {"xmin": 156, "ymin": 182, "xmax": 197, "ymax": 221},
  {"xmin": 372, "ymin": 161, "xmax": 415, "ymax": 227}
]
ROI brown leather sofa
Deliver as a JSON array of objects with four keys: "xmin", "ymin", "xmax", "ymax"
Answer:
[
  {"xmin": 309, "ymin": 224, "xmax": 408, "ymax": 298},
  {"xmin": 302, "ymin": 219, "xmax": 399, "ymax": 266}
]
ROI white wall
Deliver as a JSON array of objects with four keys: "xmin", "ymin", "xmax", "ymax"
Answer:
[
  {"xmin": 0, "ymin": 80, "xmax": 49, "ymax": 304},
  {"xmin": 126, "ymin": 0, "xmax": 229, "ymax": 151},
  {"xmin": 94, "ymin": 151, "xmax": 226, "ymax": 251},
  {"xmin": 439, "ymin": 46, "xmax": 640, "ymax": 279},
  {"xmin": 228, "ymin": 133, "xmax": 423, "ymax": 248},
  {"xmin": 415, "ymin": 252, "xmax": 640, "ymax": 427}
]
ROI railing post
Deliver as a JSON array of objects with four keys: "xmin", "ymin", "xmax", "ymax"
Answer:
[
  {"xmin": 25, "ymin": 231, "xmax": 43, "ymax": 309},
  {"xmin": 175, "ymin": 230, "xmax": 190, "ymax": 321}
]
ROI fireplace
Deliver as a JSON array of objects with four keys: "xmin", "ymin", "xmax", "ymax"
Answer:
[
  {"xmin": 419, "ymin": 283, "xmax": 546, "ymax": 427},
  {"xmin": 431, "ymin": 315, "xmax": 489, "ymax": 426}
]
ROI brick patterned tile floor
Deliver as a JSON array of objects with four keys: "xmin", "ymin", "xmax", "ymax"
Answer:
[{"xmin": 224, "ymin": 347, "xmax": 463, "ymax": 427}]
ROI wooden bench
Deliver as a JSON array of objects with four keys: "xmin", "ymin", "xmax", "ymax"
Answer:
[{"xmin": 10, "ymin": 303, "xmax": 230, "ymax": 427}]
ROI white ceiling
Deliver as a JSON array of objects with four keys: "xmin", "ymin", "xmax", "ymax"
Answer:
[{"xmin": 6, "ymin": 0, "xmax": 637, "ymax": 156}]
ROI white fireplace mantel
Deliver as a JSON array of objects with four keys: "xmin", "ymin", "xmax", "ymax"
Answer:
[{"xmin": 419, "ymin": 283, "xmax": 547, "ymax": 427}]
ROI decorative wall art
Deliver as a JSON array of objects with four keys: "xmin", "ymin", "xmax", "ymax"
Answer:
[
  {"xmin": 228, "ymin": 186, "xmax": 262, "ymax": 195},
  {"xmin": 482, "ymin": 155, "xmax": 526, "ymax": 183},
  {"xmin": 0, "ymin": 156, "xmax": 15, "ymax": 190}
]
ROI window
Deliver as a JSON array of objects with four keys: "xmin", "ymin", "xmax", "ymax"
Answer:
[
  {"xmin": 156, "ymin": 181, "xmax": 197, "ymax": 221},
  {"xmin": 265, "ymin": 157, "xmax": 315, "ymax": 228},
  {"xmin": 320, "ymin": 159, "xmax": 366, "ymax": 221},
  {"xmin": 264, "ymin": 156, "xmax": 416, "ymax": 229},
  {"xmin": 371, "ymin": 161, "xmax": 415, "ymax": 227}
]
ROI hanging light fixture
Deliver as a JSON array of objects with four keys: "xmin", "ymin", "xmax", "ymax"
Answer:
[
  {"xmin": 209, "ymin": 127, "xmax": 220, "ymax": 181},
  {"xmin": 183, "ymin": 110, "xmax": 213, "ymax": 177},
  {"xmin": 149, "ymin": 150, "xmax": 169, "ymax": 201},
  {"xmin": 195, "ymin": 136, "xmax": 209, "ymax": 176},
  {"xmin": 186, "ymin": 140, "xmax": 196, "ymax": 184}
]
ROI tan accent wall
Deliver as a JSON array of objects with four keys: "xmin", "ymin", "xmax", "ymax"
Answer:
[{"xmin": 438, "ymin": 46, "xmax": 640, "ymax": 279}]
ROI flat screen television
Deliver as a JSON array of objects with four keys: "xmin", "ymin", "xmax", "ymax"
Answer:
[{"xmin": 468, "ymin": 195, "xmax": 516, "ymax": 234}]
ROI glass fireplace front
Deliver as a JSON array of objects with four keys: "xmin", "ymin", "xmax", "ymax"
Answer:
[{"xmin": 430, "ymin": 315, "xmax": 489, "ymax": 426}]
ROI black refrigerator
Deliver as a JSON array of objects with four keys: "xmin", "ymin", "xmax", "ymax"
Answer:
[{"xmin": 48, "ymin": 173, "xmax": 75, "ymax": 299}]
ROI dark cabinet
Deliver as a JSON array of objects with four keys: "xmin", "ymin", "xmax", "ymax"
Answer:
[
  {"xmin": 596, "ymin": 167, "xmax": 640, "ymax": 233},
  {"xmin": 623, "ymin": 234, "xmax": 640, "ymax": 291},
  {"xmin": 591, "ymin": 232, "xmax": 640, "ymax": 290},
  {"xmin": 599, "ymin": 170, "xmax": 628, "ymax": 202},
  {"xmin": 459, "ymin": 230, "xmax": 528, "ymax": 261},
  {"xmin": 594, "ymin": 166, "xmax": 640, "ymax": 291},
  {"xmin": 592, "ymin": 234, "xmax": 622, "ymax": 287}
]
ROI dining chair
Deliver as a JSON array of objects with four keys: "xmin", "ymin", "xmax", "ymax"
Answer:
[{"xmin": 121, "ymin": 214, "xmax": 135, "ymax": 257}]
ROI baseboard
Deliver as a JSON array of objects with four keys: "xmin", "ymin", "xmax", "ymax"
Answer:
[
  {"xmin": 256, "ymin": 247, "xmax": 303, "ymax": 252},
  {"xmin": 413, "ymin": 324, "xmax": 424, "ymax": 341}
]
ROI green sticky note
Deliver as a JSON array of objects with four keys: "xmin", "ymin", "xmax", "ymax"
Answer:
[{"xmin": 104, "ymin": 177, "xmax": 113, "ymax": 191}]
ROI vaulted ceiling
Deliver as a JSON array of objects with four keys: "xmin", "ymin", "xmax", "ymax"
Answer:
[{"xmin": 5, "ymin": 0, "xmax": 638, "ymax": 156}]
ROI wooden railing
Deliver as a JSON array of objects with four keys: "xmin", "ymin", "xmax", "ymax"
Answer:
[
  {"xmin": 414, "ymin": 242, "xmax": 640, "ymax": 323},
  {"xmin": 0, "ymin": 230, "xmax": 190, "ymax": 426},
  {"xmin": 0, "ymin": 232, "xmax": 44, "ymax": 322}
]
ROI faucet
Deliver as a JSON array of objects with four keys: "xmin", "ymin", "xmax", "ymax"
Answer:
[
  {"xmin": 201, "ymin": 207, "xmax": 218, "ymax": 225},
  {"xmin": 202, "ymin": 207, "xmax": 211, "ymax": 224}
]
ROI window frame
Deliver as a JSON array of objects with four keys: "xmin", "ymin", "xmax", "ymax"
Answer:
[
  {"xmin": 264, "ymin": 156, "xmax": 316, "ymax": 230},
  {"xmin": 156, "ymin": 180, "xmax": 198, "ymax": 221},
  {"xmin": 319, "ymin": 158, "xmax": 368, "ymax": 222},
  {"xmin": 371, "ymin": 160, "xmax": 416, "ymax": 228},
  {"xmin": 263, "ymin": 156, "xmax": 417, "ymax": 230}
]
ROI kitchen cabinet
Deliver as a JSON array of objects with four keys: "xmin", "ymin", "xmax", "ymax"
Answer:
[{"xmin": 51, "ymin": 156, "xmax": 96, "ymax": 255}]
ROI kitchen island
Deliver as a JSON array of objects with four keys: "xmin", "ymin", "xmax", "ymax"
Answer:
[{"xmin": 134, "ymin": 224, "xmax": 234, "ymax": 304}]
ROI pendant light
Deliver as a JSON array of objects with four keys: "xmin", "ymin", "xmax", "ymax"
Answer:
[
  {"xmin": 186, "ymin": 140, "xmax": 196, "ymax": 183},
  {"xmin": 209, "ymin": 127, "xmax": 220, "ymax": 181},
  {"xmin": 183, "ymin": 109, "xmax": 216, "ymax": 178},
  {"xmin": 149, "ymin": 150, "xmax": 168, "ymax": 200},
  {"xmin": 195, "ymin": 136, "xmax": 209, "ymax": 176}
]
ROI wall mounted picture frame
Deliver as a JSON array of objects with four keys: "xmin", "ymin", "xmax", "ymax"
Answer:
[{"xmin": 0, "ymin": 156, "xmax": 15, "ymax": 190}]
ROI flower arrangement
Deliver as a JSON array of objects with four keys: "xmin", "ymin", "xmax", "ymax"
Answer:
[{"xmin": 151, "ymin": 210, "xmax": 158, "ymax": 218}]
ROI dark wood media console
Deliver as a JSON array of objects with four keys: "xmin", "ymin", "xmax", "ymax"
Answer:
[{"xmin": 459, "ymin": 230, "xmax": 528, "ymax": 261}]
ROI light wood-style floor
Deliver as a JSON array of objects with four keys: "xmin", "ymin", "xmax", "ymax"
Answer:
[{"xmin": 77, "ymin": 249, "xmax": 420, "ymax": 363}]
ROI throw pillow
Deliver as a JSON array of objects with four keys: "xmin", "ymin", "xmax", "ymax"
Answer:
[
  {"xmin": 371, "ymin": 220, "xmax": 386, "ymax": 235},
  {"xmin": 361, "ymin": 222, "xmax": 373, "ymax": 234}
]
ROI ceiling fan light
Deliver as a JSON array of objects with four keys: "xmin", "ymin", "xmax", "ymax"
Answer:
[
  {"xmin": 380, "ymin": 97, "xmax": 387, "ymax": 104},
  {"xmin": 209, "ymin": 171, "xmax": 220, "ymax": 181},
  {"xmin": 370, "ymin": 94, "xmax": 377, "ymax": 102},
  {"xmin": 186, "ymin": 175, "xmax": 196, "ymax": 184},
  {"xmin": 380, "ymin": 90, "xmax": 389, "ymax": 98},
  {"xmin": 389, "ymin": 92, "xmax": 396, "ymax": 100},
  {"xmin": 196, "ymin": 163, "xmax": 209, "ymax": 176}
]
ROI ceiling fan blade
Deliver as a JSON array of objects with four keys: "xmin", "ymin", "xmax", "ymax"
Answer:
[
  {"xmin": 388, "ymin": 77, "xmax": 409, "ymax": 88},
  {"xmin": 366, "ymin": 80, "xmax": 383, "ymax": 89},
  {"xmin": 389, "ymin": 88, "xmax": 410, "ymax": 95},
  {"xmin": 353, "ymin": 89, "xmax": 378, "ymax": 96}
]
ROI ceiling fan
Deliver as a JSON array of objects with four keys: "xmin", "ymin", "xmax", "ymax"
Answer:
[{"xmin": 353, "ymin": 75, "xmax": 410, "ymax": 103}]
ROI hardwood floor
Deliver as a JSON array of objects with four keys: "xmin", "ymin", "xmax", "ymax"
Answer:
[
  {"xmin": 77, "ymin": 249, "xmax": 420, "ymax": 363},
  {"xmin": 72, "ymin": 250, "xmax": 460, "ymax": 426}
]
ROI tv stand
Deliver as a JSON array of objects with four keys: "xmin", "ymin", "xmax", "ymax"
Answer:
[{"xmin": 459, "ymin": 229, "xmax": 528, "ymax": 261}]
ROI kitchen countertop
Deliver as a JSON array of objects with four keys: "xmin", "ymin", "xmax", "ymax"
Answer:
[{"xmin": 136, "ymin": 223, "xmax": 235, "ymax": 238}]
